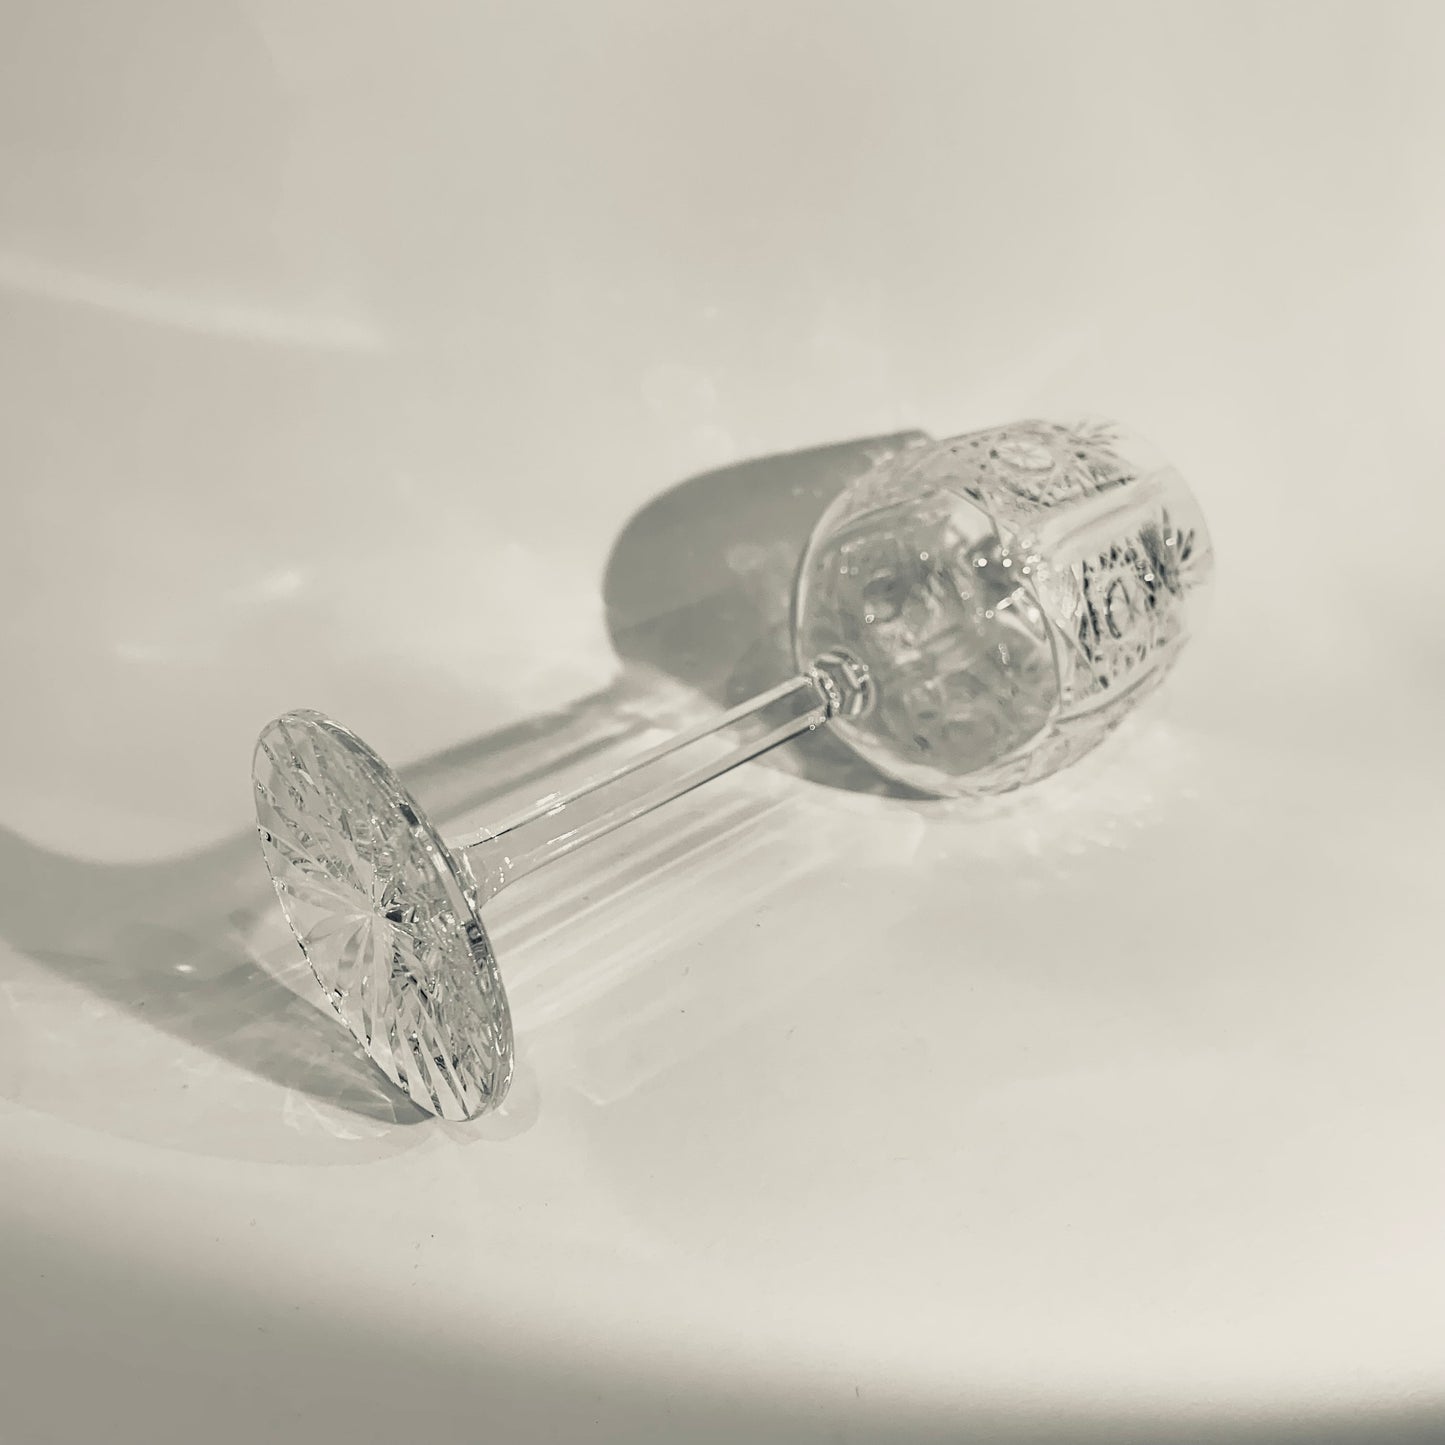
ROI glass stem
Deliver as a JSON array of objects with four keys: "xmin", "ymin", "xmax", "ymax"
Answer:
[{"xmin": 452, "ymin": 672, "xmax": 834, "ymax": 900}]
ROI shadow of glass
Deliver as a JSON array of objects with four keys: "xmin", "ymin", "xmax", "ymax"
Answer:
[
  {"xmin": 0, "ymin": 433, "xmax": 928, "ymax": 1148},
  {"xmin": 0, "ymin": 682, "xmax": 657, "ymax": 1151},
  {"xmin": 0, "ymin": 822, "xmax": 421, "ymax": 1133},
  {"xmin": 458, "ymin": 434, "xmax": 946, "ymax": 1104},
  {"xmin": 603, "ymin": 429, "xmax": 931, "ymax": 797}
]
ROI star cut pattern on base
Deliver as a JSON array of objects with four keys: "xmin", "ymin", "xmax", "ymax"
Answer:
[{"xmin": 252, "ymin": 710, "xmax": 513, "ymax": 1120}]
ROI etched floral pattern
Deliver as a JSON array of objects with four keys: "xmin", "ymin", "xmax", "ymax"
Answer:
[
  {"xmin": 793, "ymin": 420, "xmax": 1212, "ymax": 796},
  {"xmin": 978, "ymin": 418, "xmax": 1137, "ymax": 508},
  {"xmin": 1068, "ymin": 508, "xmax": 1201, "ymax": 703}
]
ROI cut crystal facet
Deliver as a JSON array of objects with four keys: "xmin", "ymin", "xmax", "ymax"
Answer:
[
  {"xmin": 793, "ymin": 420, "xmax": 1213, "ymax": 795},
  {"xmin": 252, "ymin": 710, "xmax": 513, "ymax": 1120}
]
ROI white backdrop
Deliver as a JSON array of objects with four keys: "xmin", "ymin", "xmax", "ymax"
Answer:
[{"xmin": 1, "ymin": 3, "xmax": 1441, "ymax": 1441}]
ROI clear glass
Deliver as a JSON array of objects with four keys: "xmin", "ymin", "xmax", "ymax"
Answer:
[
  {"xmin": 794, "ymin": 418, "xmax": 1213, "ymax": 795},
  {"xmin": 253, "ymin": 419, "xmax": 1214, "ymax": 1118}
]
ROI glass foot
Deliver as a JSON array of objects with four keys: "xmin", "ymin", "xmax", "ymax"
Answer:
[{"xmin": 253, "ymin": 710, "xmax": 513, "ymax": 1120}]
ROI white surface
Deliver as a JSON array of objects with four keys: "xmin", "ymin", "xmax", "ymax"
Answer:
[{"xmin": 2, "ymin": 3, "xmax": 1443, "ymax": 1441}]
